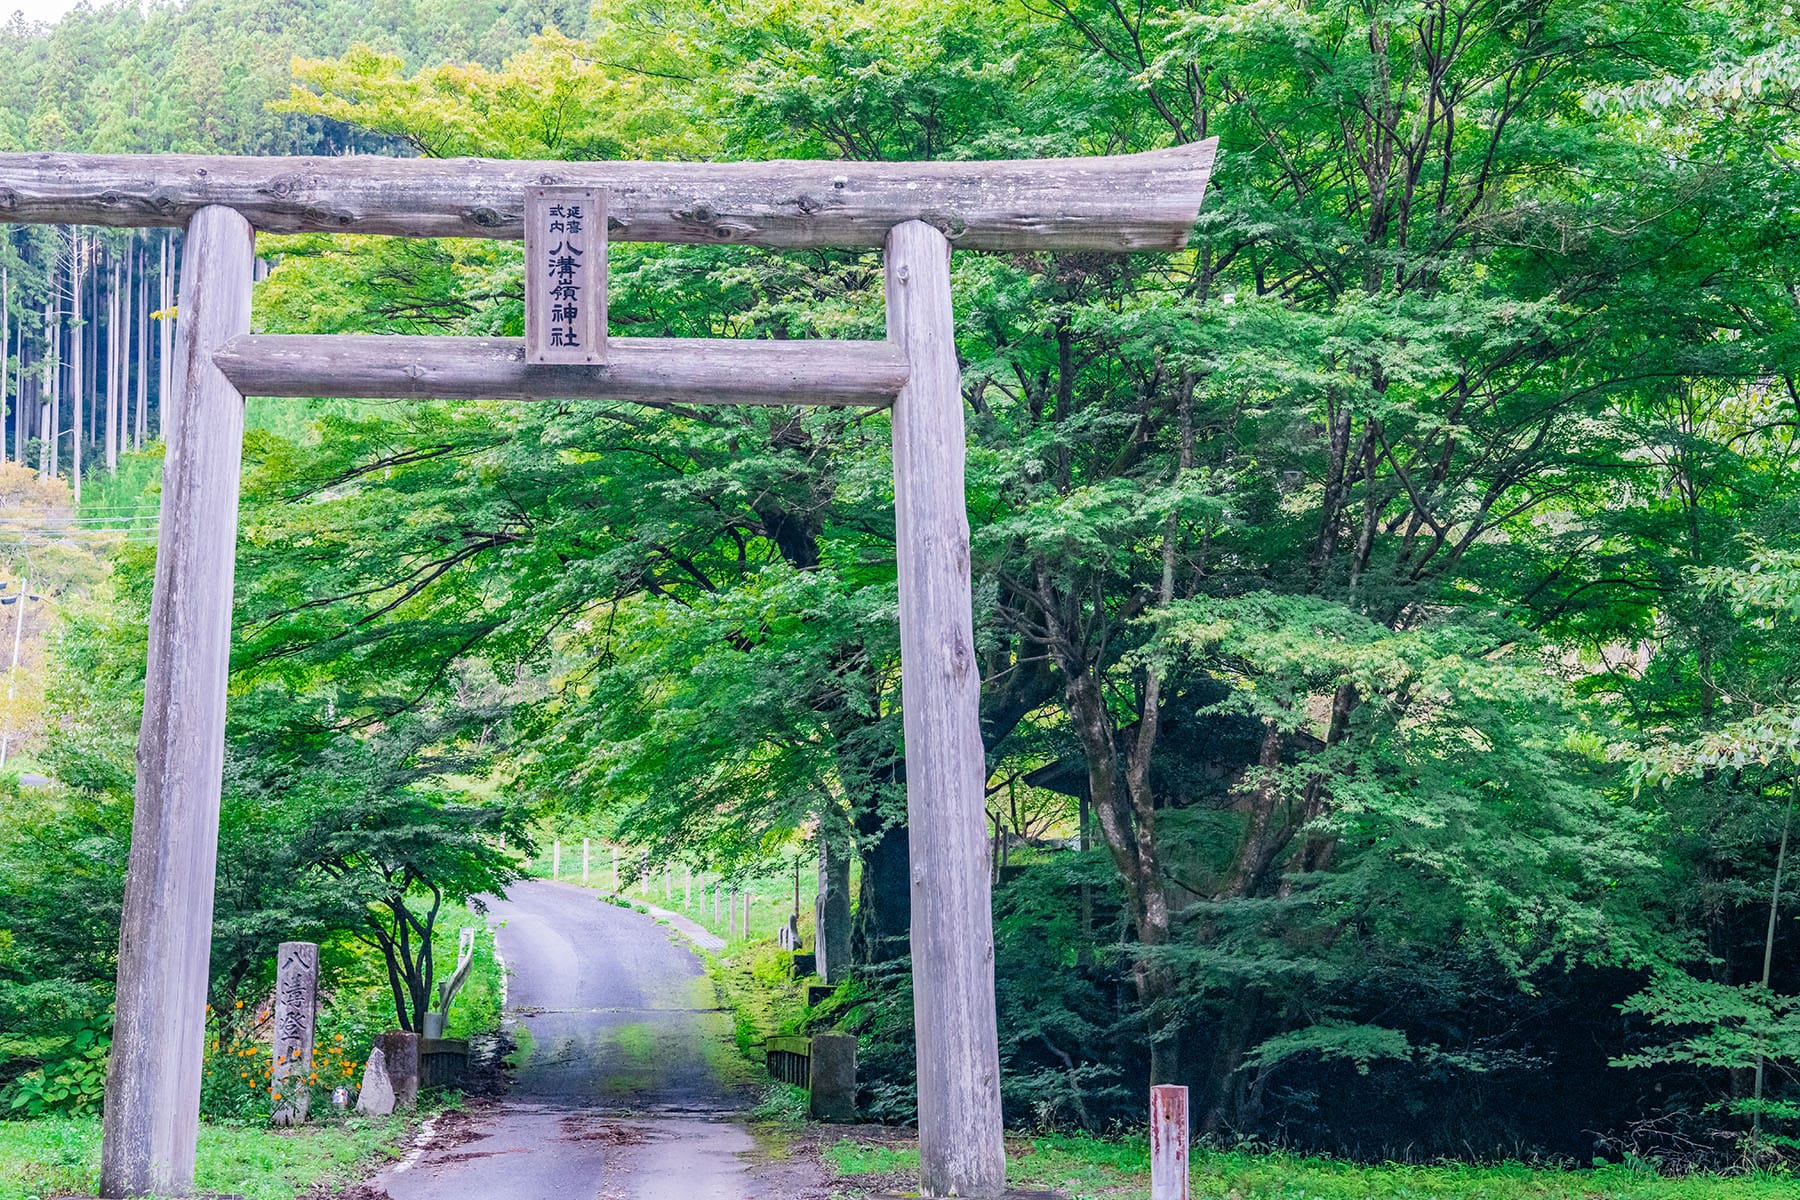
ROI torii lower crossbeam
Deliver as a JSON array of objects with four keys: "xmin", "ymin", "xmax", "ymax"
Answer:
[{"xmin": 211, "ymin": 334, "xmax": 910, "ymax": 406}]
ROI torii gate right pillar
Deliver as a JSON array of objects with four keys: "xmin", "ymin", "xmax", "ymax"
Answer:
[{"xmin": 886, "ymin": 219, "xmax": 1007, "ymax": 1198}]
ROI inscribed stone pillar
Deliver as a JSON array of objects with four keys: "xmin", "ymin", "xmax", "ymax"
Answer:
[
  {"xmin": 270, "ymin": 941, "xmax": 319, "ymax": 1126},
  {"xmin": 815, "ymin": 841, "xmax": 852, "ymax": 985}
]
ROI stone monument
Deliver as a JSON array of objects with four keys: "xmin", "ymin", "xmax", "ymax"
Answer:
[{"xmin": 270, "ymin": 941, "xmax": 318, "ymax": 1126}]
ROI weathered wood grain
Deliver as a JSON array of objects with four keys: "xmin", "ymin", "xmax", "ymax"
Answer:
[
  {"xmin": 212, "ymin": 334, "xmax": 909, "ymax": 406},
  {"xmin": 886, "ymin": 219, "xmax": 1007, "ymax": 1198},
  {"xmin": 0, "ymin": 140, "xmax": 1218, "ymax": 251},
  {"xmin": 100, "ymin": 205, "xmax": 253, "ymax": 1200}
]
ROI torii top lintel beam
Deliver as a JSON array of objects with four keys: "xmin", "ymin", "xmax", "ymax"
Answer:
[{"xmin": 0, "ymin": 140, "xmax": 1217, "ymax": 252}]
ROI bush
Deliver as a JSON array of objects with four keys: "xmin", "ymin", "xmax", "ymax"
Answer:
[{"xmin": 0, "ymin": 1019, "xmax": 109, "ymax": 1118}]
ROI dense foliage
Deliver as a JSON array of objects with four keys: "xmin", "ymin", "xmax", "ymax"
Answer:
[{"xmin": 3, "ymin": 0, "xmax": 1800, "ymax": 1173}]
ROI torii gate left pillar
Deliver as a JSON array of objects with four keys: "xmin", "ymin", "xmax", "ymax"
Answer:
[{"xmin": 101, "ymin": 205, "xmax": 254, "ymax": 1199}]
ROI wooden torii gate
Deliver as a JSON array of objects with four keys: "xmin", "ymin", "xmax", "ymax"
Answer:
[{"xmin": 0, "ymin": 142, "xmax": 1216, "ymax": 1199}]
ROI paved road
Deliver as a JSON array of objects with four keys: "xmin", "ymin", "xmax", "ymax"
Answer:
[{"xmin": 369, "ymin": 880, "xmax": 795, "ymax": 1200}]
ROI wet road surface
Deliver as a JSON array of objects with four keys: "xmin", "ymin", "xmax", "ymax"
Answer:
[{"xmin": 368, "ymin": 880, "xmax": 793, "ymax": 1200}]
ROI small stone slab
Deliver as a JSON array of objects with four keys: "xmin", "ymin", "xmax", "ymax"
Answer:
[{"xmin": 356, "ymin": 1046, "xmax": 396, "ymax": 1116}]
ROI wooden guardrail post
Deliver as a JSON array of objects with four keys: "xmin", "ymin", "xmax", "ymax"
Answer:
[
  {"xmin": 99, "ymin": 204, "xmax": 254, "ymax": 1199},
  {"xmin": 1150, "ymin": 1084, "xmax": 1189, "ymax": 1200}
]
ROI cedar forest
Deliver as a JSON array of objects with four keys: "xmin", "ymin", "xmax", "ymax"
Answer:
[{"xmin": 1, "ymin": 0, "xmax": 1799, "ymax": 1181}]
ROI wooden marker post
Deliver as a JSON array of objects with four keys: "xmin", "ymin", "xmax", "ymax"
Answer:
[
  {"xmin": 524, "ymin": 187, "xmax": 606, "ymax": 364},
  {"xmin": 886, "ymin": 220, "xmax": 1005, "ymax": 1198},
  {"xmin": 1150, "ymin": 1085, "xmax": 1190, "ymax": 1200},
  {"xmin": 582, "ymin": 838, "xmax": 591, "ymax": 884},
  {"xmin": 611, "ymin": 845, "xmax": 619, "ymax": 889},
  {"xmin": 100, "ymin": 205, "xmax": 254, "ymax": 1200},
  {"xmin": 552, "ymin": 839, "xmax": 561, "ymax": 879}
]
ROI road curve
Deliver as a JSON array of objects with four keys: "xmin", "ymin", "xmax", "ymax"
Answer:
[
  {"xmin": 494, "ymin": 880, "xmax": 749, "ymax": 1110},
  {"xmin": 368, "ymin": 880, "xmax": 780, "ymax": 1200}
]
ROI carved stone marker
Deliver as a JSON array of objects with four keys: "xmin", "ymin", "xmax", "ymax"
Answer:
[
  {"xmin": 270, "ymin": 941, "xmax": 318, "ymax": 1126},
  {"xmin": 524, "ymin": 186, "xmax": 606, "ymax": 364},
  {"xmin": 355, "ymin": 1047, "xmax": 395, "ymax": 1117},
  {"xmin": 808, "ymin": 1032, "xmax": 857, "ymax": 1122},
  {"xmin": 377, "ymin": 1030, "xmax": 420, "ymax": 1109}
]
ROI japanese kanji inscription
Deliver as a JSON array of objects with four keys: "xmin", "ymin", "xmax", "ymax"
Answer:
[{"xmin": 525, "ymin": 186, "xmax": 608, "ymax": 364}]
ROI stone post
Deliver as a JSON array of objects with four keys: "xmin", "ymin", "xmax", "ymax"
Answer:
[
  {"xmin": 378, "ymin": 1030, "xmax": 420, "ymax": 1109},
  {"xmin": 808, "ymin": 1033, "xmax": 858, "ymax": 1122},
  {"xmin": 270, "ymin": 941, "xmax": 319, "ymax": 1126}
]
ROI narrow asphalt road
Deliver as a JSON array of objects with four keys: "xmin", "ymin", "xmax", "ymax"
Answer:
[{"xmin": 368, "ymin": 880, "xmax": 809, "ymax": 1200}]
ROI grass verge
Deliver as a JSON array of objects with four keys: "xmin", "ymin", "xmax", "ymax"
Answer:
[
  {"xmin": 819, "ymin": 1133, "xmax": 1797, "ymax": 1200},
  {"xmin": 0, "ymin": 1111, "xmax": 416, "ymax": 1200}
]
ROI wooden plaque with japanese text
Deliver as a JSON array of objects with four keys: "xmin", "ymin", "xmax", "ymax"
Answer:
[{"xmin": 525, "ymin": 187, "xmax": 607, "ymax": 364}]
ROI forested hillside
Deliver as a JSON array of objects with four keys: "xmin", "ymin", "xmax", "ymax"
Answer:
[{"xmin": 3, "ymin": 0, "xmax": 1800, "ymax": 1182}]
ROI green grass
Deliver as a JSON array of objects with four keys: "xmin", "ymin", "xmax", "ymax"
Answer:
[
  {"xmin": 0, "ymin": 1113, "xmax": 412, "ymax": 1200},
  {"xmin": 820, "ymin": 1135, "xmax": 1798, "ymax": 1200}
]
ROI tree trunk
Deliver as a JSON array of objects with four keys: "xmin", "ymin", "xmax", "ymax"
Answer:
[
  {"xmin": 69, "ymin": 234, "xmax": 82, "ymax": 501},
  {"xmin": 135, "ymin": 238, "xmax": 147, "ymax": 451},
  {"xmin": 851, "ymin": 781, "xmax": 912, "ymax": 964},
  {"xmin": 106, "ymin": 256, "xmax": 119, "ymax": 474}
]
